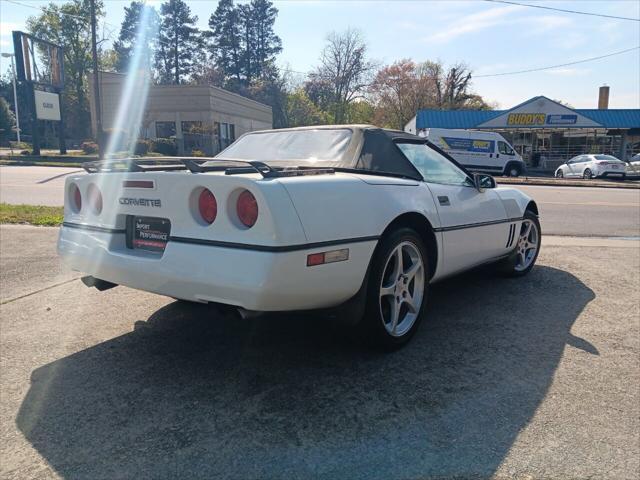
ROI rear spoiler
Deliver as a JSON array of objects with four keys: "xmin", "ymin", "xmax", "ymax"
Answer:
[{"xmin": 83, "ymin": 157, "xmax": 335, "ymax": 178}]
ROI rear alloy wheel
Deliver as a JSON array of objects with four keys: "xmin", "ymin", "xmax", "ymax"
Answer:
[
  {"xmin": 508, "ymin": 166, "xmax": 521, "ymax": 177},
  {"xmin": 360, "ymin": 228, "xmax": 428, "ymax": 350},
  {"xmin": 555, "ymin": 170, "xmax": 564, "ymax": 178},
  {"xmin": 583, "ymin": 168, "xmax": 593, "ymax": 179}
]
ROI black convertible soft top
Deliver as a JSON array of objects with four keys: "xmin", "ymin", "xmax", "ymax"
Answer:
[{"xmin": 356, "ymin": 128, "xmax": 425, "ymax": 180}]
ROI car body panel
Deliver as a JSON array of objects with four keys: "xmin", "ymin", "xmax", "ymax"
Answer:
[{"xmin": 58, "ymin": 126, "xmax": 537, "ymax": 312}]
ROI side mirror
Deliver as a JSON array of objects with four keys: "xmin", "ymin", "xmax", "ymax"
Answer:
[{"xmin": 473, "ymin": 172, "xmax": 496, "ymax": 192}]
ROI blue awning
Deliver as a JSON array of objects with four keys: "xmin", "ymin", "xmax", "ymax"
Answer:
[{"xmin": 415, "ymin": 97, "xmax": 640, "ymax": 130}]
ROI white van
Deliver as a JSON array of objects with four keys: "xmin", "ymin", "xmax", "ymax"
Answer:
[{"xmin": 420, "ymin": 128, "xmax": 526, "ymax": 177}]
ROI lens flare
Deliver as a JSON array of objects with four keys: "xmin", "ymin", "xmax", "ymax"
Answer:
[{"xmin": 104, "ymin": 6, "xmax": 158, "ymax": 158}]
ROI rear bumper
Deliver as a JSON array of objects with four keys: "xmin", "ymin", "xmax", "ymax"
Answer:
[
  {"xmin": 597, "ymin": 169, "xmax": 626, "ymax": 177},
  {"xmin": 57, "ymin": 226, "xmax": 376, "ymax": 311}
]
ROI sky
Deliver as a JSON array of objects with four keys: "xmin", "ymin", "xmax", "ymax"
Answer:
[{"xmin": 0, "ymin": 0, "xmax": 639, "ymax": 109}]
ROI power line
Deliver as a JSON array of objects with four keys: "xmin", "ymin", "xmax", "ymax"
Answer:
[
  {"xmin": 4, "ymin": 0, "xmax": 89, "ymax": 22},
  {"xmin": 474, "ymin": 46, "xmax": 640, "ymax": 78},
  {"xmin": 3, "ymin": 0, "xmax": 176, "ymax": 52},
  {"xmin": 484, "ymin": 0, "xmax": 640, "ymax": 22}
]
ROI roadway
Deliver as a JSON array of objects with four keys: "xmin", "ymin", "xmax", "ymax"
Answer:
[
  {"xmin": 1, "ymin": 166, "xmax": 639, "ymax": 237},
  {"xmin": 1, "ymin": 225, "xmax": 638, "ymax": 479}
]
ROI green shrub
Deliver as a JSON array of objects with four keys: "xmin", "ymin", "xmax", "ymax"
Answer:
[
  {"xmin": 134, "ymin": 139, "xmax": 151, "ymax": 156},
  {"xmin": 191, "ymin": 149, "xmax": 206, "ymax": 157},
  {"xmin": 151, "ymin": 138, "xmax": 177, "ymax": 156},
  {"xmin": 81, "ymin": 141, "xmax": 98, "ymax": 154},
  {"xmin": 10, "ymin": 141, "xmax": 31, "ymax": 150}
]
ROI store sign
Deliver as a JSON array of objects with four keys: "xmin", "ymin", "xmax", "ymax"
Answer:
[
  {"xmin": 546, "ymin": 114, "xmax": 577, "ymax": 125},
  {"xmin": 34, "ymin": 90, "xmax": 61, "ymax": 121},
  {"xmin": 507, "ymin": 113, "xmax": 546, "ymax": 126},
  {"xmin": 477, "ymin": 96, "xmax": 602, "ymax": 129}
]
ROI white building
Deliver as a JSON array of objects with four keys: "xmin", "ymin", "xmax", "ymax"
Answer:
[{"xmin": 89, "ymin": 72, "xmax": 273, "ymax": 155}]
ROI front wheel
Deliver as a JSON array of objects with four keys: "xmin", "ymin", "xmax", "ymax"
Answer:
[
  {"xmin": 358, "ymin": 228, "xmax": 429, "ymax": 350},
  {"xmin": 583, "ymin": 168, "xmax": 593, "ymax": 179},
  {"xmin": 555, "ymin": 170, "xmax": 564, "ymax": 178},
  {"xmin": 498, "ymin": 210, "xmax": 541, "ymax": 277}
]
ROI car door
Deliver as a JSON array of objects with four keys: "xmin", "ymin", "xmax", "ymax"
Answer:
[
  {"xmin": 396, "ymin": 142, "xmax": 510, "ymax": 277},
  {"xmin": 497, "ymin": 140, "xmax": 517, "ymax": 171},
  {"xmin": 566, "ymin": 156, "xmax": 582, "ymax": 177}
]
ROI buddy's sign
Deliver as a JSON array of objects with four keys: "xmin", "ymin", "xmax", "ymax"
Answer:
[
  {"xmin": 507, "ymin": 113, "xmax": 578, "ymax": 126},
  {"xmin": 477, "ymin": 96, "xmax": 602, "ymax": 129},
  {"xmin": 507, "ymin": 113, "xmax": 546, "ymax": 126}
]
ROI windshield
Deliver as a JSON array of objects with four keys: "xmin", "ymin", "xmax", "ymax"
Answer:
[{"xmin": 214, "ymin": 129, "xmax": 353, "ymax": 164}]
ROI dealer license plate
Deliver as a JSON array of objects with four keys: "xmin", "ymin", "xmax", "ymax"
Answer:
[
  {"xmin": 611, "ymin": 165, "xmax": 618, "ymax": 169},
  {"xmin": 128, "ymin": 216, "xmax": 171, "ymax": 253}
]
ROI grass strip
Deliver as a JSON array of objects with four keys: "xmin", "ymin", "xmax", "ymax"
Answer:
[{"xmin": 0, "ymin": 203, "xmax": 63, "ymax": 226}]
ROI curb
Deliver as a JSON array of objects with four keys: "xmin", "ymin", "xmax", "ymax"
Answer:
[{"xmin": 496, "ymin": 177, "xmax": 640, "ymax": 189}]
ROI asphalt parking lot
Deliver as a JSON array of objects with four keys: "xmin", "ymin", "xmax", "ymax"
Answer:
[{"xmin": 1, "ymin": 225, "xmax": 638, "ymax": 479}]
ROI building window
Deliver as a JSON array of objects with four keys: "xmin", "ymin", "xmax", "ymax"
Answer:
[
  {"xmin": 216, "ymin": 122, "xmax": 235, "ymax": 150},
  {"xmin": 156, "ymin": 121, "xmax": 176, "ymax": 138},
  {"xmin": 181, "ymin": 121, "xmax": 203, "ymax": 134}
]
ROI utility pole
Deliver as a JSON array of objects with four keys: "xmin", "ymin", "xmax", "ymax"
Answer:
[{"xmin": 89, "ymin": 0, "xmax": 103, "ymax": 159}]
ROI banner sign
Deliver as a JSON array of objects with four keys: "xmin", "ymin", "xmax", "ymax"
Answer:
[
  {"xmin": 546, "ymin": 114, "xmax": 578, "ymax": 125},
  {"xmin": 34, "ymin": 90, "xmax": 61, "ymax": 121},
  {"xmin": 441, "ymin": 137, "xmax": 494, "ymax": 153}
]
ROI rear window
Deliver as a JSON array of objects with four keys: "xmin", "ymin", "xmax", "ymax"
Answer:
[
  {"xmin": 215, "ymin": 129, "xmax": 352, "ymax": 164},
  {"xmin": 594, "ymin": 155, "xmax": 619, "ymax": 161}
]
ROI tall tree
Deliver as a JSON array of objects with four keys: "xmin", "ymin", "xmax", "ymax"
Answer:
[
  {"xmin": 312, "ymin": 29, "xmax": 375, "ymax": 124},
  {"xmin": 208, "ymin": 0, "xmax": 242, "ymax": 83},
  {"xmin": 113, "ymin": 1, "xmax": 159, "ymax": 73},
  {"xmin": 249, "ymin": 0, "xmax": 282, "ymax": 80},
  {"xmin": 207, "ymin": 0, "xmax": 281, "ymax": 88},
  {"xmin": 155, "ymin": 0, "xmax": 201, "ymax": 84},
  {"xmin": 370, "ymin": 59, "xmax": 438, "ymax": 129},
  {"xmin": 27, "ymin": 0, "xmax": 104, "ymax": 138},
  {"xmin": 370, "ymin": 59, "xmax": 491, "ymax": 128},
  {"xmin": 237, "ymin": 3, "xmax": 255, "ymax": 83}
]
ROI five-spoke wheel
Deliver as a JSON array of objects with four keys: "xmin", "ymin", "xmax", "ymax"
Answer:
[
  {"xmin": 499, "ymin": 210, "xmax": 541, "ymax": 277},
  {"xmin": 359, "ymin": 227, "xmax": 429, "ymax": 349},
  {"xmin": 379, "ymin": 241, "xmax": 425, "ymax": 337},
  {"xmin": 514, "ymin": 218, "xmax": 539, "ymax": 272}
]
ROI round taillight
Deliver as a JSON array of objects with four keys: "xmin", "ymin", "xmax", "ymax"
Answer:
[
  {"xmin": 237, "ymin": 190, "xmax": 258, "ymax": 228},
  {"xmin": 87, "ymin": 183, "xmax": 102, "ymax": 215},
  {"xmin": 198, "ymin": 188, "xmax": 217, "ymax": 224},
  {"xmin": 71, "ymin": 184, "xmax": 82, "ymax": 212}
]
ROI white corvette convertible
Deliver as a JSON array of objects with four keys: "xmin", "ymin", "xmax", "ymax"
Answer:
[{"xmin": 58, "ymin": 126, "xmax": 541, "ymax": 348}]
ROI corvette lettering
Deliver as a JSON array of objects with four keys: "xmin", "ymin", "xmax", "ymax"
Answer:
[{"xmin": 119, "ymin": 197, "xmax": 161, "ymax": 207}]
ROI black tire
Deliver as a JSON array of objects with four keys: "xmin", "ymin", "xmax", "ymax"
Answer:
[
  {"xmin": 497, "ymin": 210, "xmax": 541, "ymax": 277},
  {"xmin": 505, "ymin": 163, "xmax": 522, "ymax": 177},
  {"xmin": 555, "ymin": 170, "xmax": 563, "ymax": 178},
  {"xmin": 357, "ymin": 227, "xmax": 429, "ymax": 350},
  {"xmin": 583, "ymin": 169, "xmax": 593, "ymax": 179}
]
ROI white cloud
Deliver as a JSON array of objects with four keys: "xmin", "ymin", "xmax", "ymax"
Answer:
[
  {"xmin": 423, "ymin": 5, "xmax": 523, "ymax": 44},
  {"xmin": 524, "ymin": 15, "xmax": 572, "ymax": 34}
]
